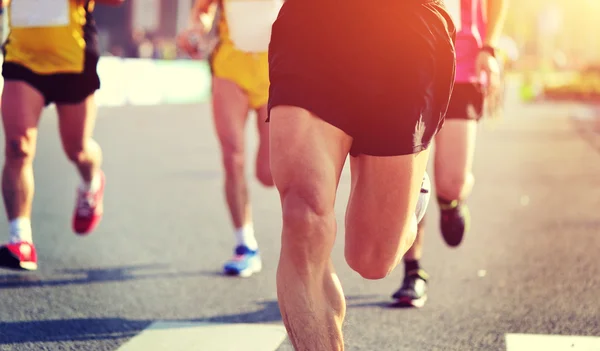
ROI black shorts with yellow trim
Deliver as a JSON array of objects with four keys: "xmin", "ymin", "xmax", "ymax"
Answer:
[{"xmin": 2, "ymin": 52, "xmax": 100, "ymax": 106}]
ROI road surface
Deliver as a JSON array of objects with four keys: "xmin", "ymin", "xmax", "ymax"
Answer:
[{"xmin": 0, "ymin": 96, "xmax": 599, "ymax": 350}]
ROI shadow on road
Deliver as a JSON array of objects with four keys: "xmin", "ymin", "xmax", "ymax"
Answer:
[
  {"xmin": 0, "ymin": 318, "xmax": 150, "ymax": 344},
  {"xmin": 347, "ymin": 300, "xmax": 418, "ymax": 309},
  {"xmin": 0, "ymin": 295, "xmax": 382, "ymax": 344},
  {"xmin": 0, "ymin": 264, "xmax": 205, "ymax": 289}
]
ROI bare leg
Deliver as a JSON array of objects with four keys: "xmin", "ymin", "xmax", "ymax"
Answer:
[
  {"xmin": 434, "ymin": 119, "xmax": 477, "ymax": 246},
  {"xmin": 404, "ymin": 219, "xmax": 425, "ymax": 261},
  {"xmin": 1, "ymin": 82, "xmax": 44, "ymax": 221},
  {"xmin": 344, "ymin": 149, "xmax": 431, "ymax": 280},
  {"xmin": 434, "ymin": 119, "xmax": 477, "ymax": 201},
  {"xmin": 254, "ymin": 105, "xmax": 274, "ymax": 187},
  {"xmin": 212, "ymin": 77, "xmax": 252, "ymax": 229},
  {"xmin": 56, "ymin": 95, "xmax": 102, "ymax": 182},
  {"xmin": 270, "ymin": 106, "xmax": 351, "ymax": 351}
]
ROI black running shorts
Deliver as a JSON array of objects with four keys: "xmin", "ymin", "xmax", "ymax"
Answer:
[
  {"xmin": 2, "ymin": 52, "xmax": 101, "ymax": 106},
  {"xmin": 445, "ymin": 83, "xmax": 485, "ymax": 121},
  {"xmin": 268, "ymin": 0, "xmax": 457, "ymax": 156}
]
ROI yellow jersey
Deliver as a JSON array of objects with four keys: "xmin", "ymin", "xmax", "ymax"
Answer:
[{"xmin": 3, "ymin": 0, "xmax": 99, "ymax": 75}]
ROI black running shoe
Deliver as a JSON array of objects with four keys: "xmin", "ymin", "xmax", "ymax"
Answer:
[
  {"xmin": 391, "ymin": 269, "xmax": 429, "ymax": 308},
  {"xmin": 439, "ymin": 201, "xmax": 470, "ymax": 247}
]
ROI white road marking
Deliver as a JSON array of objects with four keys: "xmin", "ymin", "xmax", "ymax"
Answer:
[
  {"xmin": 117, "ymin": 321, "xmax": 287, "ymax": 351},
  {"xmin": 506, "ymin": 334, "xmax": 600, "ymax": 351}
]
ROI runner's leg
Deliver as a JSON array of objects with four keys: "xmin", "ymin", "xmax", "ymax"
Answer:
[{"xmin": 271, "ymin": 106, "xmax": 351, "ymax": 351}]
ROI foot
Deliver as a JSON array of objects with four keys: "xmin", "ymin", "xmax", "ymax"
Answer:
[
  {"xmin": 0, "ymin": 241, "xmax": 38, "ymax": 271},
  {"xmin": 73, "ymin": 170, "xmax": 106, "ymax": 235},
  {"xmin": 391, "ymin": 269, "xmax": 429, "ymax": 308},
  {"xmin": 223, "ymin": 245, "xmax": 262, "ymax": 278},
  {"xmin": 439, "ymin": 201, "xmax": 470, "ymax": 247}
]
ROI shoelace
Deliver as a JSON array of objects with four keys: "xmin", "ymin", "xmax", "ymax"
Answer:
[
  {"xmin": 76, "ymin": 190, "xmax": 96, "ymax": 216},
  {"xmin": 231, "ymin": 255, "xmax": 246, "ymax": 262},
  {"xmin": 441, "ymin": 207, "xmax": 463, "ymax": 222}
]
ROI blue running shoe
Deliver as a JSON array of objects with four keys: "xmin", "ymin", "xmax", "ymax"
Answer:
[{"xmin": 223, "ymin": 245, "xmax": 262, "ymax": 277}]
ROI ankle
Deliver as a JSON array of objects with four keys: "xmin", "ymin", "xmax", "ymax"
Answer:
[
  {"xmin": 404, "ymin": 259, "xmax": 420, "ymax": 274},
  {"xmin": 81, "ymin": 170, "xmax": 102, "ymax": 192},
  {"xmin": 235, "ymin": 223, "xmax": 258, "ymax": 250},
  {"xmin": 9, "ymin": 217, "xmax": 32, "ymax": 243},
  {"xmin": 437, "ymin": 196, "xmax": 461, "ymax": 210}
]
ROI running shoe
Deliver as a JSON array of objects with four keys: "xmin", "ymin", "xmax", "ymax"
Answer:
[
  {"xmin": 416, "ymin": 172, "xmax": 431, "ymax": 223},
  {"xmin": 0, "ymin": 241, "xmax": 38, "ymax": 271},
  {"xmin": 439, "ymin": 200, "xmax": 470, "ymax": 247},
  {"xmin": 223, "ymin": 245, "xmax": 262, "ymax": 277},
  {"xmin": 391, "ymin": 269, "xmax": 429, "ymax": 308},
  {"xmin": 73, "ymin": 170, "xmax": 106, "ymax": 235}
]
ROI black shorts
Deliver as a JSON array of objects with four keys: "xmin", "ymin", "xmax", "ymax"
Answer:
[
  {"xmin": 2, "ymin": 52, "xmax": 101, "ymax": 106},
  {"xmin": 445, "ymin": 83, "xmax": 485, "ymax": 121},
  {"xmin": 268, "ymin": 0, "xmax": 456, "ymax": 156}
]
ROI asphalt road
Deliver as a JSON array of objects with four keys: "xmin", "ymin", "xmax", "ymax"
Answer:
[{"xmin": 0, "ymin": 95, "xmax": 599, "ymax": 350}]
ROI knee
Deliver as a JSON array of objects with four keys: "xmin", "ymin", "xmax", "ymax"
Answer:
[
  {"xmin": 436, "ymin": 172, "xmax": 475, "ymax": 200},
  {"xmin": 280, "ymin": 189, "xmax": 336, "ymax": 262},
  {"xmin": 345, "ymin": 223, "xmax": 417, "ymax": 280},
  {"xmin": 222, "ymin": 150, "xmax": 245, "ymax": 177},
  {"xmin": 5, "ymin": 136, "xmax": 35, "ymax": 165},
  {"xmin": 63, "ymin": 143, "xmax": 86, "ymax": 164},
  {"xmin": 345, "ymin": 251, "xmax": 397, "ymax": 280}
]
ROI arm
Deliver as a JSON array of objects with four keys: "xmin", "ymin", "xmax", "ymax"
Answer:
[
  {"xmin": 483, "ymin": 0, "xmax": 509, "ymax": 47},
  {"xmin": 189, "ymin": 0, "xmax": 217, "ymax": 26},
  {"xmin": 476, "ymin": 0, "xmax": 509, "ymax": 103}
]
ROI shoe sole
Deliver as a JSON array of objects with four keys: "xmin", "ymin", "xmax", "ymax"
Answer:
[
  {"xmin": 441, "ymin": 206, "xmax": 471, "ymax": 248},
  {"xmin": 0, "ymin": 247, "xmax": 38, "ymax": 271},
  {"xmin": 73, "ymin": 214, "xmax": 103, "ymax": 236},
  {"xmin": 394, "ymin": 295, "xmax": 427, "ymax": 308},
  {"xmin": 223, "ymin": 259, "xmax": 262, "ymax": 278}
]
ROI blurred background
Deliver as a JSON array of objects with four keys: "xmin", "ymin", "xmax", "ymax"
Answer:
[
  {"xmin": 1, "ymin": 0, "xmax": 598, "ymax": 104},
  {"xmin": 502, "ymin": 0, "xmax": 600, "ymax": 103},
  {"xmin": 90, "ymin": 0, "xmax": 600, "ymax": 105}
]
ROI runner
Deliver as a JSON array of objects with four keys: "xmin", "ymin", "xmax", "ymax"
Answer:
[
  {"xmin": 392, "ymin": 0, "xmax": 509, "ymax": 308},
  {"xmin": 268, "ymin": 1, "xmax": 455, "ymax": 349},
  {"xmin": 0, "ymin": 0, "xmax": 124, "ymax": 271},
  {"xmin": 178, "ymin": 0, "xmax": 279, "ymax": 277}
]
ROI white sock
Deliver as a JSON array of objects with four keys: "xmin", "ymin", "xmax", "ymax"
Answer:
[
  {"xmin": 80, "ymin": 171, "xmax": 101, "ymax": 193},
  {"xmin": 9, "ymin": 217, "xmax": 33, "ymax": 244},
  {"xmin": 234, "ymin": 224, "xmax": 258, "ymax": 250}
]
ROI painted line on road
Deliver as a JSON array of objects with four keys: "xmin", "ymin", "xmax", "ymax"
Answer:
[
  {"xmin": 117, "ymin": 321, "xmax": 287, "ymax": 351},
  {"xmin": 506, "ymin": 333, "xmax": 600, "ymax": 351}
]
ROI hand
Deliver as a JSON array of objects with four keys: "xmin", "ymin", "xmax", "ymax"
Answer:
[
  {"xmin": 188, "ymin": 14, "xmax": 203, "ymax": 29},
  {"xmin": 475, "ymin": 50, "xmax": 501, "ymax": 98},
  {"xmin": 176, "ymin": 25, "xmax": 217, "ymax": 60}
]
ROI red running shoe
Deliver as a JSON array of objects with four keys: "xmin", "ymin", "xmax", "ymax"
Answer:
[
  {"xmin": 0, "ymin": 241, "xmax": 38, "ymax": 271},
  {"xmin": 73, "ymin": 170, "xmax": 105, "ymax": 235}
]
